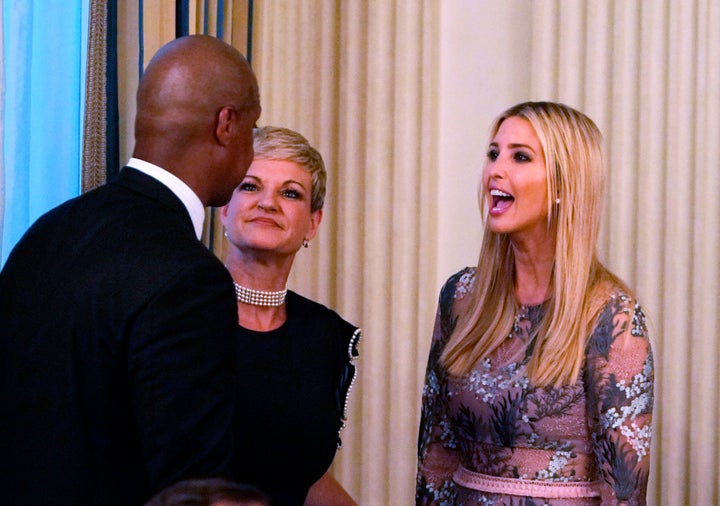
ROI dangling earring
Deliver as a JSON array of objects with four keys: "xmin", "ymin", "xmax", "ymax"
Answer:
[{"xmin": 303, "ymin": 239, "xmax": 310, "ymax": 248}]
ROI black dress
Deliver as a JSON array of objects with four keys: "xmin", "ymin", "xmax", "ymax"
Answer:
[{"xmin": 232, "ymin": 290, "xmax": 361, "ymax": 506}]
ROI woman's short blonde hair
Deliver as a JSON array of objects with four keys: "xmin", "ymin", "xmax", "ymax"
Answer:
[{"xmin": 252, "ymin": 126, "xmax": 327, "ymax": 212}]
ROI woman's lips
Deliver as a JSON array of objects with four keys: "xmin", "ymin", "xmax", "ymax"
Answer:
[{"xmin": 249, "ymin": 217, "xmax": 281, "ymax": 227}]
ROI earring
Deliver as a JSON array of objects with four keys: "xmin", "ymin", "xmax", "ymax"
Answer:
[
  {"xmin": 224, "ymin": 230, "xmax": 229, "ymax": 238},
  {"xmin": 555, "ymin": 198, "xmax": 561, "ymax": 204},
  {"xmin": 303, "ymin": 239, "xmax": 310, "ymax": 248}
]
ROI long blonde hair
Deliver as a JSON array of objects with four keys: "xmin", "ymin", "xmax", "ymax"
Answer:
[{"xmin": 441, "ymin": 101, "xmax": 629, "ymax": 387}]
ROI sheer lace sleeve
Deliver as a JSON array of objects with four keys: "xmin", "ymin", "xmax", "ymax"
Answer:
[
  {"xmin": 585, "ymin": 294, "xmax": 654, "ymax": 505},
  {"xmin": 416, "ymin": 269, "xmax": 473, "ymax": 505}
]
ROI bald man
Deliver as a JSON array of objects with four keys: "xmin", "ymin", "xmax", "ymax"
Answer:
[{"xmin": 0, "ymin": 35, "xmax": 261, "ymax": 505}]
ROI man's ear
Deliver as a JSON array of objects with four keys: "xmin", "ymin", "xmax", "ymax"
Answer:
[{"xmin": 215, "ymin": 106, "xmax": 236, "ymax": 145}]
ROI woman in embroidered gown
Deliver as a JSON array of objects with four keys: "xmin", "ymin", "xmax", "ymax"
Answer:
[
  {"xmin": 416, "ymin": 102, "xmax": 654, "ymax": 505},
  {"xmin": 221, "ymin": 126, "xmax": 361, "ymax": 506}
]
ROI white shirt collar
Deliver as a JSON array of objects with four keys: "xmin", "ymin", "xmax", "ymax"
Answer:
[{"xmin": 125, "ymin": 158, "xmax": 205, "ymax": 240}]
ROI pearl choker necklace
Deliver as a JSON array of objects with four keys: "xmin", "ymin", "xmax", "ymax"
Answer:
[{"xmin": 233, "ymin": 282, "xmax": 287, "ymax": 307}]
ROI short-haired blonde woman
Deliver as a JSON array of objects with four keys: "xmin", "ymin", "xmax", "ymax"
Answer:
[
  {"xmin": 416, "ymin": 102, "xmax": 654, "ymax": 505},
  {"xmin": 222, "ymin": 126, "xmax": 361, "ymax": 506}
]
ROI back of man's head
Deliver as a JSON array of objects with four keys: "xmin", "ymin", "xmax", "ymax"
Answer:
[{"xmin": 132, "ymin": 35, "xmax": 261, "ymax": 206}]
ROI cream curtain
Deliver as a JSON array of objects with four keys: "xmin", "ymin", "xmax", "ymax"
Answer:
[
  {"xmin": 530, "ymin": 2, "xmax": 719, "ymax": 504},
  {"xmin": 253, "ymin": 1, "xmax": 720, "ymax": 505},
  {"xmin": 251, "ymin": 1, "xmax": 439, "ymax": 503},
  {"xmin": 120, "ymin": 1, "xmax": 720, "ymax": 504}
]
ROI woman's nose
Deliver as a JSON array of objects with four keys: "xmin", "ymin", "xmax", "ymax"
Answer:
[
  {"xmin": 257, "ymin": 191, "xmax": 278, "ymax": 211},
  {"xmin": 484, "ymin": 159, "xmax": 505, "ymax": 180}
]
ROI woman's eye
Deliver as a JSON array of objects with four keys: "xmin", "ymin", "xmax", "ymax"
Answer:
[
  {"xmin": 486, "ymin": 149, "xmax": 499, "ymax": 161},
  {"xmin": 282, "ymin": 189, "xmax": 301, "ymax": 199},
  {"xmin": 239, "ymin": 182, "xmax": 257, "ymax": 192},
  {"xmin": 514, "ymin": 152, "xmax": 531, "ymax": 162}
]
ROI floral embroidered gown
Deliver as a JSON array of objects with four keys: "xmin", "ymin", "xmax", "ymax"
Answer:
[{"xmin": 416, "ymin": 268, "xmax": 654, "ymax": 506}]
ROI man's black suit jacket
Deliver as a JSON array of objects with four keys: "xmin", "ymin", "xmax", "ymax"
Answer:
[{"xmin": 0, "ymin": 168, "xmax": 239, "ymax": 505}]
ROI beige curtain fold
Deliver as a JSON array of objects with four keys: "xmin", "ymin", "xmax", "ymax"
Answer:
[
  {"xmin": 251, "ymin": 1, "xmax": 439, "ymax": 503},
  {"xmin": 117, "ymin": 1, "xmax": 720, "ymax": 504},
  {"xmin": 530, "ymin": 1, "xmax": 720, "ymax": 504}
]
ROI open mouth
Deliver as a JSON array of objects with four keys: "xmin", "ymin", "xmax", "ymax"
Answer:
[{"xmin": 490, "ymin": 188, "xmax": 514, "ymax": 212}]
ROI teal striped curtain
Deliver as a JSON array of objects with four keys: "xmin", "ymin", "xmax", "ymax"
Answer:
[{"xmin": 1, "ymin": 0, "xmax": 90, "ymax": 265}]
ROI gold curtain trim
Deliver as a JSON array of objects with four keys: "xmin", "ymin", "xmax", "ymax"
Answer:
[{"xmin": 82, "ymin": 0, "xmax": 108, "ymax": 193}]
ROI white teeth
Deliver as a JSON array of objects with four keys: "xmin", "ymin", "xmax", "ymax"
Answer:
[{"xmin": 490, "ymin": 189, "xmax": 512, "ymax": 198}]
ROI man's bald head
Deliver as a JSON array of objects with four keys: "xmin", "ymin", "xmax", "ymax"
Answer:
[{"xmin": 133, "ymin": 35, "xmax": 261, "ymax": 207}]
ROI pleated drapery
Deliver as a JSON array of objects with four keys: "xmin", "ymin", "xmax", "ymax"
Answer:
[
  {"xmin": 1, "ymin": 1, "xmax": 89, "ymax": 265},
  {"xmin": 116, "ymin": 1, "xmax": 720, "ymax": 504},
  {"xmin": 249, "ymin": 1, "xmax": 720, "ymax": 505},
  {"xmin": 529, "ymin": 2, "xmax": 719, "ymax": 504},
  {"xmin": 0, "ymin": 7, "xmax": 5, "ymax": 260},
  {"xmin": 250, "ymin": 2, "xmax": 440, "ymax": 503}
]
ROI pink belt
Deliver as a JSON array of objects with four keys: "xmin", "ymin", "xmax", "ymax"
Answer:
[{"xmin": 453, "ymin": 466, "xmax": 601, "ymax": 499}]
